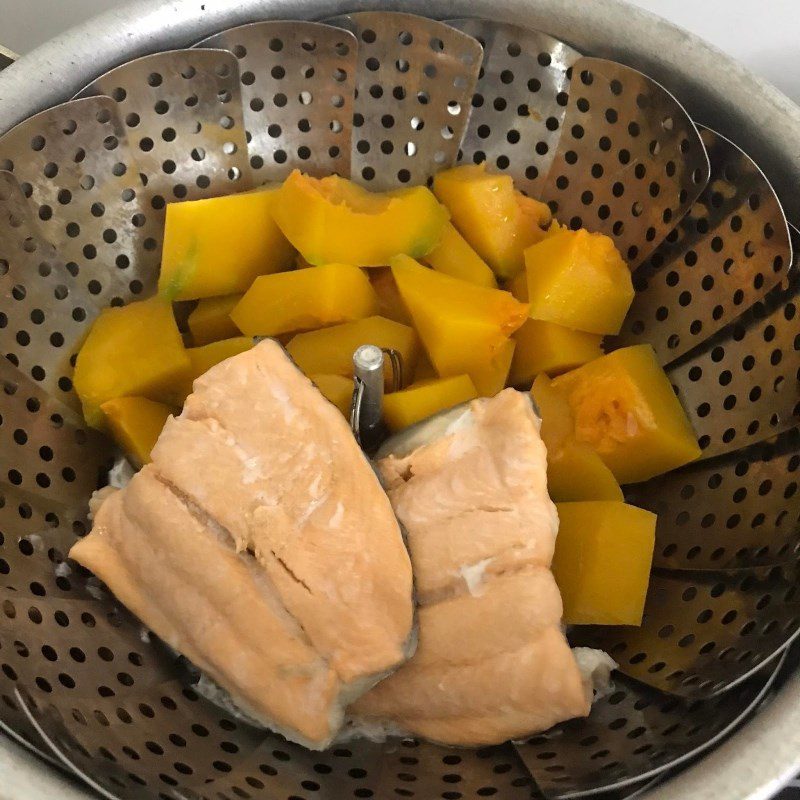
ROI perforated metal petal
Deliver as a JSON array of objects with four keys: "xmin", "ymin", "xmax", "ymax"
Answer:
[
  {"xmin": 541, "ymin": 57, "xmax": 710, "ymax": 268},
  {"xmin": 516, "ymin": 653, "xmax": 783, "ymax": 799},
  {"xmin": 0, "ymin": 97, "xmax": 161, "ymax": 307},
  {"xmin": 0, "ymin": 171, "xmax": 102, "ymax": 413},
  {"xmin": 0, "ymin": 360, "xmax": 111, "ymax": 508},
  {"xmin": 0, "ymin": 698, "xmax": 58, "ymax": 775},
  {"xmin": 0, "ymin": 483, "xmax": 94, "ymax": 600},
  {"xmin": 327, "ymin": 11, "xmax": 482, "ymax": 190},
  {"xmin": 1, "ymin": 623, "xmax": 193, "ymax": 798},
  {"xmin": 14, "ymin": 687, "xmax": 229, "ymax": 800},
  {"xmin": 199, "ymin": 21, "xmax": 358, "ymax": 183},
  {"xmin": 2, "ymin": 571, "xmax": 535, "ymax": 800},
  {"xmin": 1, "ymin": 606, "xmax": 185, "ymax": 712},
  {"xmin": 667, "ymin": 253, "xmax": 800, "ymax": 460},
  {"xmin": 448, "ymin": 19, "xmax": 581, "ymax": 197},
  {"xmin": 206, "ymin": 733, "xmax": 534, "ymax": 800},
  {"xmin": 571, "ymin": 565, "xmax": 800, "ymax": 700},
  {"xmin": 627, "ymin": 428, "xmax": 800, "ymax": 571},
  {"xmin": 10, "ymin": 695, "xmax": 148, "ymax": 800},
  {"xmin": 618, "ymin": 127, "xmax": 793, "ymax": 363},
  {"xmin": 77, "ymin": 49, "xmax": 252, "ymax": 206},
  {"xmin": 0, "ymin": 481, "xmax": 121, "ymax": 778}
]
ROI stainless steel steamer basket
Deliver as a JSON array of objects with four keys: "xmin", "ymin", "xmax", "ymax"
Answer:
[{"xmin": 0, "ymin": 2, "xmax": 799, "ymax": 800}]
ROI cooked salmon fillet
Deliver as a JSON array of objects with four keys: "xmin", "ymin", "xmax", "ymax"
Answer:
[
  {"xmin": 351, "ymin": 390, "xmax": 598, "ymax": 746},
  {"xmin": 77, "ymin": 469, "xmax": 340, "ymax": 742},
  {"xmin": 70, "ymin": 339, "xmax": 415, "ymax": 748}
]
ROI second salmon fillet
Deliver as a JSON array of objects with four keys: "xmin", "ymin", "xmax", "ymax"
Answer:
[
  {"xmin": 71, "ymin": 339, "xmax": 415, "ymax": 748},
  {"xmin": 351, "ymin": 389, "xmax": 612, "ymax": 745}
]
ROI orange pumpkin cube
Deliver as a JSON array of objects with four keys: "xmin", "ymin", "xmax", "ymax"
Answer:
[
  {"xmin": 553, "ymin": 501, "xmax": 656, "ymax": 626},
  {"xmin": 310, "ymin": 374, "xmax": 354, "ymax": 417},
  {"xmin": 174, "ymin": 337, "xmax": 255, "ymax": 402},
  {"xmin": 100, "ymin": 396, "xmax": 173, "ymax": 467},
  {"xmin": 551, "ymin": 345, "xmax": 701, "ymax": 484},
  {"xmin": 510, "ymin": 319, "xmax": 603, "ymax": 385},
  {"xmin": 369, "ymin": 268, "xmax": 414, "ymax": 326},
  {"xmin": 531, "ymin": 374, "xmax": 622, "ymax": 502},
  {"xmin": 231, "ymin": 263, "xmax": 378, "ymax": 337},
  {"xmin": 471, "ymin": 339, "xmax": 516, "ymax": 397},
  {"xmin": 383, "ymin": 375, "xmax": 478, "ymax": 432},
  {"xmin": 159, "ymin": 187, "xmax": 294, "ymax": 300},
  {"xmin": 432, "ymin": 164, "xmax": 550, "ymax": 280},
  {"xmin": 422, "ymin": 223, "xmax": 497, "ymax": 288},
  {"xmin": 524, "ymin": 228, "xmax": 634, "ymax": 335},
  {"xmin": 272, "ymin": 170, "xmax": 448, "ymax": 266},
  {"xmin": 390, "ymin": 255, "xmax": 527, "ymax": 394},
  {"xmin": 74, "ymin": 297, "xmax": 191, "ymax": 428},
  {"xmin": 286, "ymin": 316, "xmax": 419, "ymax": 384},
  {"xmin": 188, "ymin": 294, "xmax": 242, "ymax": 346}
]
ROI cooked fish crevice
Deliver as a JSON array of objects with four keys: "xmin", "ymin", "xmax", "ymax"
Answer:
[
  {"xmin": 273, "ymin": 552, "xmax": 314, "ymax": 596},
  {"xmin": 404, "ymin": 566, "xmax": 567, "ymax": 670},
  {"xmin": 417, "ymin": 556, "xmax": 551, "ymax": 606},
  {"xmin": 152, "ymin": 469, "xmax": 320, "ymax": 654}
]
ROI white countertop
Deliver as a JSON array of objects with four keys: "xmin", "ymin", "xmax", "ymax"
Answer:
[{"xmin": 0, "ymin": 0, "xmax": 798, "ymax": 105}]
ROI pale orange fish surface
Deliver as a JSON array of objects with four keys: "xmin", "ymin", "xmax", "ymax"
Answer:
[
  {"xmin": 351, "ymin": 390, "xmax": 598, "ymax": 746},
  {"xmin": 71, "ymin": 339, "xmax": 415, "ymax": 749}
]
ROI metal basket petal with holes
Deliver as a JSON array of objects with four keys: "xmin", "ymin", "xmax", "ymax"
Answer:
[{"xmin": 0, "ymin": 2, "xmax": 799, "ymax": 800}]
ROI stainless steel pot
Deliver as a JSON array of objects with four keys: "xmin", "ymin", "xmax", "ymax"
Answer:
[{"xmin": 0, "ymin": 2, "xmax": 798, "ymax": 799}]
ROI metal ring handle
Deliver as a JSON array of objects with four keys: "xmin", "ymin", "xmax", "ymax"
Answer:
[
  {"xmin": 383, "ymin": 348, "xmax": 403, "ymax": 393},
  {"xmin": 349, "ymin": 376, "xmax": 366, "ymax": 445}
]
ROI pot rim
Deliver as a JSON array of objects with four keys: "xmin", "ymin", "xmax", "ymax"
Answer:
[{"xmin": 0, "ymin": 2, "xmax": 798, "ymax": 799}]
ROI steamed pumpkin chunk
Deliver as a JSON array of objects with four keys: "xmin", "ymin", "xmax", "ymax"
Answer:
[
  {"xmin": 553, "ymin": 502, "xmax": 656, "ymax": 626},
  {"xmin": 509, "ymin": 268, "xmax": 529, "ymax": 302},
  {"xmin": 432, "ymin": 164, "xmax": 551, "ymax": 279},
  {"xmin": 548, "ymin": 446, "xmax": 626, "ymax": 504},
  {"xmin": 188, "ymin": 295, "xmax": 242, "ymax": 346},
  {"xmin": 422, "ymin": 223, "xmax": 498, "ymax": 288},
  {"xmin": 369, "ymin": 268, "xmax": 414, "ymax": 326},
  {"xmin": 551, "ymin": 345, "xmax": 701, "ymax": 484},
  {"xmin": 100, "ymin": 397, "xmax": 173, "ymax": 467},
  {"xmin": 272, "ymin": 170, "xmax": 449, "ymax": 266},
  {"xmin": 159, "ymin": 187, "xmax": 295, "ymax": 300},
  {"xmin": 524, "ymin": 228, "xmax": 634, "ymax": 335},
  {"xmin": 412, "ymin": 352, "xmax": 438, "ymax": 383},
  {"xmin": 390, "ymin": 255, "xmax": 527, "ymax": 394},
  {"xmin": 74, "ymin": 297, "xmax": 191, "ymax": 428},
  {"xmin": 383, "ymin": 375, "xmax": 478, "ymax": 432},
  {"xmin": 311, "ymin": 374, "xmax": 354, "ymax": 416},
  {"xmin": 471, "ymin": 339, "xmax": 516, "ymax": 398},
  {"xmin": 231, "ymin": 264, "xmax": 378, "ymax": 337},
  {"xmin": 286, "ymin": 316, "xmax": 419, "ymax": 381},
  {"xmin": 531, "ymin": 374, "xmax": 622, "ymax": 502},
  {"xmin": 510, "ymin": 319, "xmax": 603, "ymax": 385}
]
